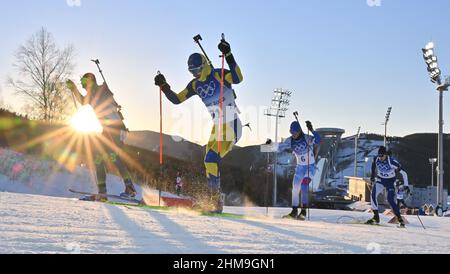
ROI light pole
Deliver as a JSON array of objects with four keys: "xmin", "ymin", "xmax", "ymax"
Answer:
[
  {"xmin": 354, "ymin": 127, "xmax": 361, "ymax": 177},
  {"xmin": 265, "ymin": 88, "xmax": 291, "ymax": 206},
  {"xmin": 382, "ymin": 107, "xmax": 392, "ymax": 148},
  {"xmin": 422, "ymin": 41, "xmax": 450, "ymax": 216},
  {"xmin": 364, "ymin": 157, "xmax": 370, "ymax": 178},
  {"xmin": 429, "ymin": 158, "xmax": 437, "ymax": 187}
]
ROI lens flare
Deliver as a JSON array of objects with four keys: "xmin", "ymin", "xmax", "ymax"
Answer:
[{"xmin": 70, "ymin": 105, "xmax": 103, "ymax": 133}]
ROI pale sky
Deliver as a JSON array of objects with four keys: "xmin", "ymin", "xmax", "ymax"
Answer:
[{"xmin": 1, "ymin": 0, "xmax": 450, "ymax": 146}]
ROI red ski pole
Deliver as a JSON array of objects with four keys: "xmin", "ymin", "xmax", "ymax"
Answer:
[
  {"xmin": 307, "ymin": 128, "xmax": 311, "ymax": 220},
  {"xmin": 218, "ymin": 33, "xmax": 226, "ymax": 157},
  {"xmin": 158, "ymin": 71, "xmax": 163, "ymax": 206},
  {"xmin": 157, "ymin": 72, "xmax": 163, "ymax": 165}
]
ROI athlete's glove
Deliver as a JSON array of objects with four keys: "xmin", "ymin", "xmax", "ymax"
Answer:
[
  {"xmin": 154, "ymin": 74, "xmax": 170, "ymax": 90},
  {"xmin": 218, "ymin": 39, "xmax": 231, "ymax": 55},
  {"xmin": 306, "ymin": 121, "xmax": 314, "ymax": 132},
  {"xmin": 404, "ymin": 186, "xmax": 411, "ymax": 194},
  {"xmin": 66, "ymin": 79, "xmax": 76, "ymax": 91}
]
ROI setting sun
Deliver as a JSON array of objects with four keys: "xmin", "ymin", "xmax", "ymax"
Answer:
[{"xmin": 70, "ymin": 105, "xmax": 103, "ymax": 133}]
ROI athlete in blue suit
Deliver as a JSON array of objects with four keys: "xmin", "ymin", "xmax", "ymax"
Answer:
[
  {"xmin": 366, "ymin": 146, "xmax": 407, "ymax": 227},
  {"xmin": 272, "ymin": 120, "xmax": 321, "ymax": 220}
]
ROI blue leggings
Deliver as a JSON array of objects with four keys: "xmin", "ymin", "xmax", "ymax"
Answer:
[
  {"xmin": 371, "ymin": 177, "xmax": 401, "ymax": 217},
  {"xmin": 292, "ymin": 165, "xmax": 316, "ymax": 207}
]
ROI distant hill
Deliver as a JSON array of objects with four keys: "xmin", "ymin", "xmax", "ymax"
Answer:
[
  {"xmin": 393, "ymin": 133, "xmax": 450, "ymax": 188},
  {"xmin": 125, "ymin": 131, "xmax": 205, "ymax": 163}
]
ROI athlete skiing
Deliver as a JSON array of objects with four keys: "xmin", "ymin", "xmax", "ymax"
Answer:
[
  {"xmin": 268, "ymin": 120, "xmax": 321, "ymax": 220},
  {"xmin": 67, "ymin": 73, "xmax": 137, "ymax": 201},
  {"xmin": 176, "ymin": 172, "xmax": 183, "ymax": 196},
  {"xmin": 366, "ymin": 146, "xmax": 408, "ymax": 227},
  {"xmin": 154, "ymin": 36, "xmax": 243, "ymax": 213}
]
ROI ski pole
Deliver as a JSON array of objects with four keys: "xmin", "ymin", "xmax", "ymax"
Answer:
[
  {"xmin": 218, "ymin": 33, "xmax": 226, "ymax": 157},
  {"xmin": 91, "ymin": 58, "xmax": 127, "ymax": 131},
  {"xmin": 157, "ymin": 71, "xmax": 164, "ymax": 166},
  {"xmin": 417, "ymin": 212, "xmax": 426, "ymax": 230},
  {"xmin": 193, "ymin": 34, "xmax": 212, "ymax": 67},
  {"xmin": 158, "ymin": 71, "xmax": 164, "ymax": 206},
  {"xmin": 307, "ymin": 127, "xmax": 311, "ymax": 221},
  {"xmin": 293, "ymin": 111, "xmax": 300, "ymax": 124},
  {"xmin": 266, "ymin": 151, "xmax": 270, "ymax": 217},
  {"xmin": 91, "ymin": 59, "xmax": 108, "ymax": 85}
]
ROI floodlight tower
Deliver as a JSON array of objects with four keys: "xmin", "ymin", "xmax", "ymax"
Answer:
[
  {"xmin": 421, "ymin": 41, "xmax": 450, "ymax": 216},
  {"xmin": 264, "ymin": 88, "xmax": 292, "ymax": 206},
  {"xmin": 382, "ymin": 107, "xmax": 392, "ymax": 148}
]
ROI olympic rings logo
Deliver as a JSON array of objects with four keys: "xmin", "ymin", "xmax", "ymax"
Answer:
[
  {"xmin": 378, "ymin": 162, "xmax": 391, "ymax": 172},
  {"xmin": 196, "ymin": 81, "xmax": 216, "ymax": 99},
  {"xmin": 294, "ymin": 142, "xmax": 308, "ymax": 154}
]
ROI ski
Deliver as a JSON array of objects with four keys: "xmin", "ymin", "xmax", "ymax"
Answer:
[
  {"xmin": 103, "ymin": 198, "xmax": 246, "ymax": 219},
  {"xmin": 282, "ymin": 215, "xmax": 297, "ymax": 220},
  {"xmin": 336, "ymin": 216, "xmax": 388, "ymax": 227},
  {"xmin": 282, "ymin": 214, "xmax": 306, "ymax": 221},
  {"xmin": 69, "ymin": 189, "xmax": 143, "ymax": 204},
  {"xmin": 388, "ymin": 216, "xmax": 409, "ymax": 225}
]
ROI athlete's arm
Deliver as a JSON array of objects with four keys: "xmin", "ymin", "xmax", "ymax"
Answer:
[
  {"xmin": 66, "ymin": 80, "xmax": 85, "ymax": 105},
  {"xmin": 312, "ymin": 131, "xmax": 321, "ymax": 145},
  {"xmin": 161, "ymin": 81, "xmax": 197, "ymax": 105},
  {"xmin": 399, "ymin": 169, "xmax": 409, "ymax": 187},
  {"xmin": 370, "ymin": 157, "xmax": 377, "ymax": 182},
  {"xmin": 277, "ymin": 137, "xmax": 292, "ymax": 152},
  {"xmin": 223, "ymin": 53, "xmax": 243, "ymax": 85}
]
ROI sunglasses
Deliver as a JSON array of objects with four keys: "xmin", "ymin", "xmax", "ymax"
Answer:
[{"xmin": 189, "ymin": 65, "xmax": 203, "ymax": 77}]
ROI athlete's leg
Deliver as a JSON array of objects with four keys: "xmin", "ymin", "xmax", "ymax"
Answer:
[
  {"xmin": 386, "ymin": 179, "xmax": 401, "ymax": 217},
  {"xmin": 103, "ymin": 130, "xmax": 136, "ymax": 196},
  {"xmin": 94, "ymin": 154, "xmax": 107, "ymax": 195},
  {"xmin": 204, "ymin": 119, "xmax": 242, "ymax": 189},
  {"xmin": 301, "ymin": 165, "xmax": 316, "ymax": 207},
  {"xmin": 371, "ymin": 180, "xmax": 385, "ymax": 211},
  {"xmin": 292, "ymin": 166, "xmax": 306, "ymax": 208}
]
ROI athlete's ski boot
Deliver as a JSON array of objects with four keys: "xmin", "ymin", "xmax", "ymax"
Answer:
[
  {"xmin": 365, "ymin": 210, "xmax": 380, "ymax": 225},
  {"xmin": 80, "ymin": 193, "xmax": 108, "ymax": 202},
  {"xmin": 209, "ymin": 193, "xmax": 224, "ymax": 214},
  {"xmin": 397, "ymin": 215, "xmax": 406, "ymax": 228},
  {"xmin": 120, "ymin": 179, "xmax": 137, "ymax": 198},
  {"xmin": 297, "ymin": 208, "xmax": 307, "ymax": 221},
  {"xmin": 283, "ymin": 207, "xmax": 298, "ymax": 219}
]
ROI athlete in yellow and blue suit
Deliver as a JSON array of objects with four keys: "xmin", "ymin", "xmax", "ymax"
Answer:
[{"xmin": 154, "ymin": 38, "xmax": 243, "ymax": 210}]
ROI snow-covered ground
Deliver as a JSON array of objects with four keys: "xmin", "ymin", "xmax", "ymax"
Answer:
[
  {"xmin": 1, "ymin": 148, "xmax": 449, "ymax": 254},
  {"xmin": 1, "ymin": 191, "xmax": 449, "ymax": 254}
]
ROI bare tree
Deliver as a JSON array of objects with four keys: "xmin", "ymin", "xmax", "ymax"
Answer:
[{"xmin": 8, "ymin": 27, "xmax": 75, "ymax": 122}]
